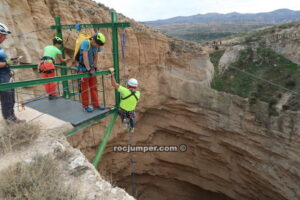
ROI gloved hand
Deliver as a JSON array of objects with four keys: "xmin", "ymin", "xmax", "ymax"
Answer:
[
  {"xmin": 108, "ymin": 67, "xmax": 115, "ymax": 74},
  {"xmin": 88, "ymin": 67, "xmax": 96, "ymax": 75},
  {"xmin": 6, "ymin": 60, "xmax": 12, "ymax": 66}
]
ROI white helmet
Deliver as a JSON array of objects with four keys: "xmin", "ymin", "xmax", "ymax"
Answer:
[
  {"xmin": 128, "ymin": 78, "xmax": 138, "ymax": 88},
  {"xmin": 0, "ymin": 23, "xmax": 11, "ymax": 35}
]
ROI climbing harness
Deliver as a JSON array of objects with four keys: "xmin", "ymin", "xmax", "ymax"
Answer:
[{"xmin": 121, "ymin": 90, "xmax": 139, "ymax": 101}]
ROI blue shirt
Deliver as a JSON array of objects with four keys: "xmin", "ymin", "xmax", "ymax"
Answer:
[
  {"xmin": 0, "ymin": 47, "xmax": 9, "ymax": 75},
  {"xmin": 78, "ymin": 40, "xmax": 101, "ymax": 72}
]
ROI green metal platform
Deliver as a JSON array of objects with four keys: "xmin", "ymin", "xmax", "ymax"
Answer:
[
  {"xmin": 26, "ymin": 97, "xmax": 111, "ymax": 126},
  {"xmin": 0, "ymin": 12, "xmax": 129, "ymax": 168}
]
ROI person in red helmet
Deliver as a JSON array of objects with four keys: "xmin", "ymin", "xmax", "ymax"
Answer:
[{"xmin": 39, "ymin": 36, "xmax": 70, "ymax": 100}]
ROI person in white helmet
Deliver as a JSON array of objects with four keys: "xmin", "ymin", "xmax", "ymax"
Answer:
[
  {"xmin": 109, "ymin": 68, "xmax": 140, "ymax": 133},
  {"xmin": 0, "ymin": 23, "xmax": 24, "ymax": 124}
]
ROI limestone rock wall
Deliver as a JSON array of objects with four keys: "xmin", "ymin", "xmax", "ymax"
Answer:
[
  {"xmin": 264, "ymin": 25, "xmax": 300, "ymax": 65},
  {"xmin": 98, "ymin": 85, "xmax": 300, "ymax": 200}
]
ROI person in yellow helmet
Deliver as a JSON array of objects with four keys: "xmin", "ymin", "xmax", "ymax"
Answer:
[
  {"xmin": 78, "ymin": 33, "xmax": 106, "ymax": 112},
  {"xmin": 39, "ymin": 36, "xmax": 70, "ymax": 100},
  {"xmin": 109, "ymin": 68, "xmax": 140, "ymax": 133}
]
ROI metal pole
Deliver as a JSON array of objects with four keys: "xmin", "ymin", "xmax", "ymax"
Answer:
[
  {"xmin": 102, "ymin": 75, "xmax": 106, "ymax": 107},
  {"xmin": 111, "ymin": 12, "xmax": 121, "ymax": 107},
  {"xmin": 92, "ymin": 111, "xmax": 118, "ymax": 167},
  {"xmin": 54, "ymin": 16, "xmax": 69, "ymax": 98},
  {"xmin": 0, "ymin": 70, "xmax": 110, "ymax": 90}
]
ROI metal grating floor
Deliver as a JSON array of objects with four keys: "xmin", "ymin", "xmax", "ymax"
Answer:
[{"xmin": 26, "ymin": 97, "xmax": 110, "ymax": 126}]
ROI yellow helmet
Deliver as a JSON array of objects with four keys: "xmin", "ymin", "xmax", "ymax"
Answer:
[
  {"xmin": 93, "ymin": 32, "xmax": 106, "ymax": 45},
  {"xmin": 53, "ymin": 36, "xmax": 63, "ymax": 44}
]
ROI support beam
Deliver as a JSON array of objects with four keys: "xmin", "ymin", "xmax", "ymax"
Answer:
[
  {"xmin": 10, "ymin": 64, "xmax": 38, "ymax": 69},
  {"xmin": 54, "ymin": 16, "xmax": 69, "ymax": 98},
  {"xmin": 64, "ymin": 108, "xmax": 117, "ymax": 137},
  {"xmin": 50, "ymin": 23, "xmax": 130, "ymax": 30},
  {"xmin": 92, "ymin": 110, "xmax": 118, "ymax": 167},
  {"xmin": 111, "ymin": 12, "xmax": 121, "ymax": 107},
  {"xmin": 55, "ymin": 65, "xmax": 77, "ymax": 71},
  {"xmin": 0, "ymin": 70, "xmax": 110, "ymax": 90},
  {"xmin": 10, "ymin": 64, "xmax": 76, "ymax": 71}
]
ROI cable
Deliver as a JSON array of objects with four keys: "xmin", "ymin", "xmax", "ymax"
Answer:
[
  {"xmin": 128, "ymin": 131, "xmax": 137, "ymax": 198},
  {"xmin": 5, "ymin": 78, "xmax": 109, "ymax": 124},
  {"xmin": 11, "ymin": 27, "xmax": 52, "ymax": 38},
  {"xmin": 228, "ymin": 66, "xmax": 300, "ymax": 97},
  {"xmin": 222, "ymin": 65, "xmax": 300, "ymax": 112},
  {"xmin": 29, "ymin": 113, "xmax": 45, "ymax": 122},
  {"xmin": 14, "ymin": 71, "xmax": 110, "ymax": 105},
  {"xmin": 0, "ymin": 79, "xmax": 80, "ymax": 111}
]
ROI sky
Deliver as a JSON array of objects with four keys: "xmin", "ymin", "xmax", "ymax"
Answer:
[{"xmin": 96, "ymin": 0, "xmax": 300, "ymax": 21}]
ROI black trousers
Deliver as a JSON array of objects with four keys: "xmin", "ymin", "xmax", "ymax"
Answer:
[
  {"xmin": 0, "ymin": 71, "xmax": 15, "ymax": 120},
  {"xmin": 119, "ymin": 109, "xmax": 136, "ymax": 128}
]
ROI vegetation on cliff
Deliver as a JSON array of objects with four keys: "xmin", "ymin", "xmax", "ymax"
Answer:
[{"xmin": 211, "ymin": 47, "xmax": 300, "ymax": 114}]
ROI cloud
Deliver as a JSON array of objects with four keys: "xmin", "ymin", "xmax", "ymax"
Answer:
[{"xmin": 97, "ymin": 0, "xmax": 300, "ymax": 21}]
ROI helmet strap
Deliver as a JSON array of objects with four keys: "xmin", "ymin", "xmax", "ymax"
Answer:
[{"xmin": 128, "ymin": 87, "xmax": 137, "ymax": 90}]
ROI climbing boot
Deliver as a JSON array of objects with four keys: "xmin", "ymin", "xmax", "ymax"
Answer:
[
  {"xmin": 83, "ymin": 106, "xmax": 94, "ymax": 113},
  {"xmin": 129, "ymin": 127, "xmax": 135, "ymax": 133},
  {"xmin": 122, "ymin": 119, "xmax": 128, "ymax": 130}
]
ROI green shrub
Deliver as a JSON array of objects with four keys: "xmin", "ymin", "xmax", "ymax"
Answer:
[
  {"xmin": 285, "ymin": 80, "xmax": 296, "ymax": 89},
  {"xmin": 209, "ymin": 50, "xmax": 225, "ymax": 69},
  {"xmin": 84, "ymin": 8, "xmax": 96, "ymax": 15},
  {"xmin": 169, "ymin": 41, "xmax": 176, "ymax": 52},
  {"xmin": 68, "ymin": 0, "xmax": 75, "ymax": 4}
]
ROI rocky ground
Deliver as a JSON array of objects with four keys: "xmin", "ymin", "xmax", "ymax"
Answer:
[{"xmin": 0, "ymin": 108, "xmax": 134, "ymax": 200}]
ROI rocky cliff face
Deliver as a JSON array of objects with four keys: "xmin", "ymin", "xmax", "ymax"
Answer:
[
  {"xmin": 78, "ymin": 80, "xmax": 300, "ymax": 200},
  {"xmin": 1, "ymin": 0, "xmax": 300, "ymax": 200},
  {"xmin": 264, "ymin": 24, "xmax": 300, "ymax": 65},
  {"xmin": 0, "ymin": 108, "xmax": 134, "ymax": 200},
  {"xmin": 221, "ymin": 22, "xmax": 300, "ymax": 69}
]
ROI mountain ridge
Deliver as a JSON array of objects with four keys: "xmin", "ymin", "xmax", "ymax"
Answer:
[
  {"xmin": 144, "ymin": 9, "xmax": 300, "ymax": 24},
  {"xmin": 143, "ymin": 9, "xmax": 300, "ymax": 42}
]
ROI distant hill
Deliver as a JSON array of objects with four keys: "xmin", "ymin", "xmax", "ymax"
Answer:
[{"xmin": 143, "ymin": 9, "xmax": 300, "ymax": 42}]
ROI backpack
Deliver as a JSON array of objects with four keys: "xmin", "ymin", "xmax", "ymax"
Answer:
[{"xmin": 74, "ymin": 33, "xmax": 91, "ymax": 63}]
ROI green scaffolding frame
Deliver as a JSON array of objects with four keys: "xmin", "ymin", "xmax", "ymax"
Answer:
[{"xmin": 0, "ymin": 12, "xmax": 130, "ymax": 168}]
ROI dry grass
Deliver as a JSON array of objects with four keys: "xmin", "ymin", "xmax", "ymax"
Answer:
[
  {"xmin": 0, "ymin": 122, "xmax": 40, "ymax": 153},
  {"xmin": 0, "ymin": 155, "xmax": 77, "ymax": 200}
]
